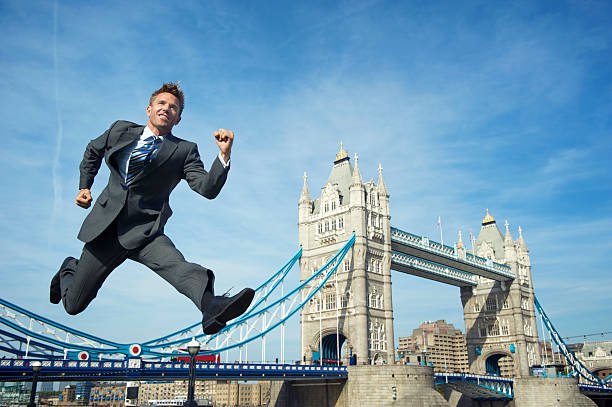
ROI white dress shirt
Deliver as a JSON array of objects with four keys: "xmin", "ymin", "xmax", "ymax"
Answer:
[{"xmin": 116, "ymin": 126, "xmax": 229, "ymax": 182}]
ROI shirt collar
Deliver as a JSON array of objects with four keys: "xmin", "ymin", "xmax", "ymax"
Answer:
[{"xmin": 143, "ymin": 125, "xmax": 167, "ymax": 140}]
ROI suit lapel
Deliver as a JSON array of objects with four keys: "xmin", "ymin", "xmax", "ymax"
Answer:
[
  {"xmin": 130, "ymin": 134, "xmax": 178, "ymax": 183},
  {"xmin": 105, "ymin": 125, "xmax": 144, "ymax": 180},
  {"xmin": 108, "ymin": 126, "xmax": 144, "ymax": 157}
]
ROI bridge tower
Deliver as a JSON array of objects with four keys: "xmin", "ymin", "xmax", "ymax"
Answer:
[
  {"xmin": 460, "ymin": 210, "xmax": 541, "ymax": 377},
  {"xmin": 298, "ymin": 145, "xmax": 395, "ymax": 365}
]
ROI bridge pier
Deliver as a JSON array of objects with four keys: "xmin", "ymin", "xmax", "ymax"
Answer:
[
  {"xmin": 513, "ymin": 377, "xmax": 596, "ymax": 406},
  {"xmin": 269, "ymin": 365, "xmax": 448, "ymax": 407},
  {"xmin": 442, "ymin": 388, "xmax": 512, "ymax": 407}
]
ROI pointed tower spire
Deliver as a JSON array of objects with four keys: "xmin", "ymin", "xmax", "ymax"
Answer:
[
  {"xmin": 299, "ymin": 172, "xmax": 311, "ymax": 203},
  {"xmin": 376, "ymin": 163, "xmax": 389, "ymax": 197},
  {"xmin": 518, "ymin": 226, "xmax": 527, "ymax": 248},
  {"xmin": 504, "ymin": 220, "xmax": 512, "ymax": 242},
  {"xmin": 351, "ymin": 153, "xmax": 363, "ymax": 186},
  {"xmin": 503, "ymin": 219, "xmax": 516, "ymax": 262},
  {"xmin": 335, "ymin": 141, "xmax": 349, "ymax": 164},
  {"xmin": 457, "ymin": 230, "xmax": 464, "ymax": 249},
  {"xmin": 482, "ymin": 208, "xmax": 495, "ymax": 225}
]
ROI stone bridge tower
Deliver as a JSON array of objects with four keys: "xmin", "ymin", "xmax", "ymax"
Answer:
[
  {"xmin": 298, "ymin": 145, "xmax": 395, "ymax": 365},
  {"xmin": 460, "ymin": 210, "xmax": 541, "ymax": 377}
]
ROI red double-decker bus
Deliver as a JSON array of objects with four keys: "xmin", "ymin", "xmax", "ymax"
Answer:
[{"xmin": 174, "ymin": 350, "xmax": 220, "ymax": 363}]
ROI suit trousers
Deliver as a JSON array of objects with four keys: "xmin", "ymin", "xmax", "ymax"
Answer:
[{"xmin": 59, "ymin": 221, "xmax": 214, "ymax": 315}]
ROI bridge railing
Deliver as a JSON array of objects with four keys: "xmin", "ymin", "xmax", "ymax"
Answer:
[
  {"xmin": 391, "ymin": 251, "xmax": 477, "ymax": 286},
  {"xmin": 390, "ymin": 227, "xmax": 514, "ymax": 278},
  {"xmin": 0, "ymin": 358, "xmax": 348, "ymax": 380},
  {"xmin": 534, "ymin": 296, "xmax": 612, "ymax": 386}
]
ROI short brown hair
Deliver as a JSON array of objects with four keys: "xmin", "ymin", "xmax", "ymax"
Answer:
[{"xmin": 150, "ymin": 82, "xmax": 185, "ymax": 115}]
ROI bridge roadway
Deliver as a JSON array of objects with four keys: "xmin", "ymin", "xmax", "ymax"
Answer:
[
  {"xmin": 2, "ymin": 358, "xmax": 611, "ymax": 403},
  {"xmin": 0, "ymin": 358, "xmax": 347, "ymax": 382},
  {"xmin": 390, "ymin": 227, "xmax": 515, "ymax": 283}
]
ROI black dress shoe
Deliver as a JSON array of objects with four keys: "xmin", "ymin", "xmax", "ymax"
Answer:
[
  {"xmin": 50, "ymin": 270, "xmax": 61, "ymax": 304},
  {"xmin": 51, "ymin": 257, "xmax": 75, "ymax": 304},
  {"xmin": 202, "ymin": 288, "xmax": 255, "ymax": 335}
]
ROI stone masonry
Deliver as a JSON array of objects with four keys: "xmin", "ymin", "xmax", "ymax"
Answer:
[{"xmin": 298, "ymin": 145, "xmax": 395, "ymax": 365}]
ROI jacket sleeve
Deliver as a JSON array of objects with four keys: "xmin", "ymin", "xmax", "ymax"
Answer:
[
  {"xmin": 183, "ymin": 143, "xmax": 230, "ymax": 199},
  {"xmin": 78, "ymin": 121, "xmax": 118, "ymax": 190}
]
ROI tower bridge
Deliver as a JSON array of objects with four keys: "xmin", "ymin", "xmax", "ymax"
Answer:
[{"xmin": 1, "ymin": 145, "xmax": 611, "ymax": 406}]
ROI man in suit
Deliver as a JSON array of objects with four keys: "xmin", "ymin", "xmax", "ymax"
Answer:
[{"xmin": 50, "ymin": 83, "xmax": 254, "ymax": 335}]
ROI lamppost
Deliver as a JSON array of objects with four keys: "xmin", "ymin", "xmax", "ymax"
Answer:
[
  {"xmin": 27, "ymin": 361, "xmax": 42, "ymax": 407},
  {"xmin": 184, "ymin": 338, "xmax": 200, "ymax": 407}
]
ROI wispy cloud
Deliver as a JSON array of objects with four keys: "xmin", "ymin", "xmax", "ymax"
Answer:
[{"xmin": 0, "ymin": 0, "xmax": 611, "ymax": 352}]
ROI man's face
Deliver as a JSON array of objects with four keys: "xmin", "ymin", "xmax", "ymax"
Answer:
[{"xmin": 146, "ymin": 92, "xmax": 181, "ymax": 133}]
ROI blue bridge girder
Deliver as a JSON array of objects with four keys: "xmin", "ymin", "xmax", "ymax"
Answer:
[
  {"xmin": 0, "ymin": 358, "xmax": 347, "ymax": 382},
  {"xmin": 434, "ymin": 372, "xmax": 514, "ymax": 400},
  {"xmin": 390, "ymin": 226, "xmax": 515, "ymax": 282},
  {"xmin": 391, "ymin": 251, "xmax": 477, "ymax": 287}
]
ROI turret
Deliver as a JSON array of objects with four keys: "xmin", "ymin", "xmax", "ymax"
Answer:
[
  {"xmin": 504, "ymin": 220, "xmax": 516, "ymax": 263},
  {"xmin": 349, "ymin": 153, "xmax": 365, "ymax": 208},
  {"xmin": 457, "ymin": 230, "xmax": 466, "ymax": 258}
]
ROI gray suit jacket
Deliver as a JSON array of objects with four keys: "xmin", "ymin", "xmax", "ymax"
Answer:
[{"xmin": 77, "ymin": 120, "xmax": 229, "ymax": 249}]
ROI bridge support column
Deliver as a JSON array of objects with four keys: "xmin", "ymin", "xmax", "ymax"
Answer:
[
  {"xmin": 513, "ymin": 377, "xmax": 596, "ymax": 406},
  {"xmin": 269, "ymin": 365, "xmax": 449, "ymax": 406},
  {"xmin": 344, "ymin": 365, "xmax": 448, "ymax": 406},
  {"xmin": 269, "ymin": 379, "xmax": 346, "ymax": 407}
]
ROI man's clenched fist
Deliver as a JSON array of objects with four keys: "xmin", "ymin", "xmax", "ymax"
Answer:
[{"xmin": 76, "ymin": 189, "xmax": 92, "ymax": 209}]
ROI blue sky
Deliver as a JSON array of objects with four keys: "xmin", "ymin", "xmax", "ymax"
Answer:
[{"xmin": 1, "ymin": 0, "xmax": 611, "ymax": 360}]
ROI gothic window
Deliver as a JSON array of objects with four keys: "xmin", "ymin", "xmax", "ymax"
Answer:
[
  {"xmin": 331, "ymin": 201, "xmax": 336, "ymax": 211},
  {"xmin": 325, "ymin": 221, "xmax": 329, "ymax": 232},
  {"xmin": 313, "ymin": 298, "xmax": 321, "ymax": 312},
  {"xmin": 479, "ymin": 326, "xmax": 487, "ymax": 337},
  {"xmin": 503, "ymin": 299, "xmax": 510, "ymax": 309},
  {"xmin": 519, "ymin": 265, "xmax": 529, "ymax": 286},
  {"xmin": 521, "ymin": 296, "xmax": 530, "ymax": 310},
  {"xmin": 325, "ymin": 293, "xmax": 336, "ymax": 310},
  {"xmin": 487, "ymin": 320, "xmax": 500, "ymax": 336},
  {"xmin": 377, "ymin": 261, "xmax": 382, "ymax": 274},
  {"xmin": 343, "ymin": 260, "xmax": 350, "ymax": 272},
  {"xmin": 474, "ymin": 301, "xmax": 481, "ymax": 313},
  {"xmin": 486, "ymin": 298, "xmax": 497, "ymax": 311},
  {"xmin": 340, "ymin": 293, "xmax": 348, "ymax": 308},
  {"xmin": 527, "ymin": 344, "xmax": 536, "ymax": 365},
  {"xmin": 318, "ymin": 223, "xmax": 323, "ymax": 234},
  {"xmin": 501, "ymin": 322, "xmax": 510, "ymax": 336},
  {"xmin": 524, "ymin": 321, "xmax": 532, "ymax": 336},
  {"xmin": 369, "ymin": 322, "xmax": 385, "ymax": 350},
  {"xmin": 331, "ymin": 219, "xmax": 336, "ymax": 230},
  {"xmin": 338, "ymin": 217, "xmax": 344, "ymax": 229}
]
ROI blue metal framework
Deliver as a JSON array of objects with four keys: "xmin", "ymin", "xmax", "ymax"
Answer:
[
  {"xmin": 0, "ymin": 358, "xmax": 347, "ymax": 382},
  {"xmin": 0, "ymin": 234, "xmax": 355, "ymax": 362},
  {"xmin": 390, "ymin": 226, "xmax": 514, "ymax": 281},
  {"xmin": 434, "ymin": 373, "xmax": 514, "ymax": 400},
  {"xmin": 534, "ymin": 296, "xmax": 612, "ymax": 386}
]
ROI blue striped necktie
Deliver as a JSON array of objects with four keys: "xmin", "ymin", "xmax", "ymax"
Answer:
[{"xmin": 126, "ymin": 136, "xmax": 161, "ymax": 184}]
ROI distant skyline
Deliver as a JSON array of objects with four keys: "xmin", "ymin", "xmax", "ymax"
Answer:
[{"xmin": 1, "ymin": 0, "xmax": 611, "ymax": 360}]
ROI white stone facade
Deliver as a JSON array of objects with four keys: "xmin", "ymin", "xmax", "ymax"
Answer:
[
  {"xmin": 298, "ymin": 147, "xmax": 395, "ymax": 365},
  {"xmin": 460, "ymin": 212, "xmax": 541, "ymax": 377}
]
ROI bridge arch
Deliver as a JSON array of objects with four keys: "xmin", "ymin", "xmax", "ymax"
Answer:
[
  {"xmin": 308, "ymin": 328, "xmax": 349, "ymax": 365},
  {"xmin": 481, "ymin": 350, "xmax": 515, "ymax": 377}
]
